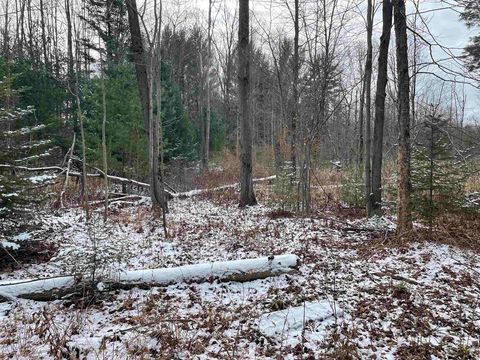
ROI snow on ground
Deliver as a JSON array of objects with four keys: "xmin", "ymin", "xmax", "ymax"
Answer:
[{"xmin": 0, "ymin": 194, "xmax": 479, "ymax": 359}]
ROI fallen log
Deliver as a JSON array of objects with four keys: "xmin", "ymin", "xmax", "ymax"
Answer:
[
  {"xmin": 0, "ymin": 163, "xmax": 173, "ymax": 198},
  {"xmin": 67, "ymin": 171, "xmax": 174, "ymax": 199},
  {"xmin": 0, "ymin": 164, "xmax": 64, "ymax": 172},
  {"xmin": 88, "ymin": 194, "xmax": 146, "ymax": 206},
  {"xmin": 2, "ymin": 162, "xmax": 282, "ymax": 200},
  {"xmin": 0, "ymin": 276, "xmax": 77, "ymax": 302},
  {"xmin": 0, "ymin": 254, "xmax": 299, "ymax": 302},
  {"xmin": 173, "ymin": 174, "xmax": 278, "ymax": 199},
  {"xmin": 108, "ymin": 254, "xmax": 299, "ymax": 289}
]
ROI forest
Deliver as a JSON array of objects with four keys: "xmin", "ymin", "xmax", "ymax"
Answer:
[{"xmin": 0, "ymin": 0, "xmax": 479, "ymax": 358}]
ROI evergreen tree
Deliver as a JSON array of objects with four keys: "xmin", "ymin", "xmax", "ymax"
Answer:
[
  {"xmin": 160, "ymin": 63, "xmax": 197, "ymax": 161},
  {"xmin": 83, "ymin": 61, "xmax": 148, "ymax": 177},
  {"xmin": 0, "ymin": 59, "xmax": 67, "ymax": 148},
  {"xmin": 459, "ymin": 1, "xmax": 480, "ymax": 72},
  {"xmin": 0, "ymin": 65, "xmax": 52, "ymax": 219},
  {"xmin": 411, "ymin": 112, "xmax": 471, "ymax": 229},
  {"xmin": 81, "ymin": 0, "xmax": 130, "ymax": 65},
  {"xmin": 82, "ymin": 61, "xmax": 198, "ymax": 177}
]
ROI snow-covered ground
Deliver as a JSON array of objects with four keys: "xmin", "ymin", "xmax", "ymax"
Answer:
[{"xmin": 1, "ymin": 194, "xmax": 479, "ymax": 359}]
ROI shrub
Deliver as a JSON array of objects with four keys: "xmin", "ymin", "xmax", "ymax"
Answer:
[{"xmin": 340, "ymin": 166, "xmax": 364, "ymax": 207}]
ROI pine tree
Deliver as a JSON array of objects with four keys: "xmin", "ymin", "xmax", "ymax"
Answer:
[
  {"xmin": 0, "ymin": 66, "xmax": 53, "ymax": 220},
  {"xmin": 459, "ymin": 0, "xmax": 480, "ymax": 72},
  {"xmin": 411, "ymin": 112, "xmax": 471, "ymax": 230}
]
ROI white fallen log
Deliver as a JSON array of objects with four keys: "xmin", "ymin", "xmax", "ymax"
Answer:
[
  {"xmin": 108, "ymin": 254, "xmax": 299, "ymax": 288},
  {"xmin": 88, "ymin": 194, "xmax": 147, "ymax": 206},
  {"xmin": 0, "ymin": 164, "xmax": 64, "ymax": 172},
  {"xmin": 1, "ymin": 163, "xmax": 281, "ymax": 200},
  {"xmin": 0, "ymin": 276, "xmax": 76, "ymax": 302},
  {"xmin": 174, "ymin": 174, "xmax": 279, "ymax": 199},
  {"xmin": 258, "ymin": 300, "xmax": 343, "ymax": 342},
  {"xmin": 0, "ymin": 255, "xmax": 299, "ymax": 302}
]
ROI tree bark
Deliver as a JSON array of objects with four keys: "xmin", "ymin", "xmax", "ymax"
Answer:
[
  {"xmin": 291, "ymin": 0, "xmax": 299, "ymax": 175},
  {"xmin": 371, "ymin": 0, "xmax": 393, "ymax": 216},
  {"xmin": 101, "ymin": 58, "xmax": 108, "ymax": 222},
  {"xmin": 153, "ymin": 0, "xmax": 168, "ymax": 233},
  {"xmin": 39, "ymin": 0, "xmax": 48, "ymax": 68},
  {"xmin": 393, "ymin": 0, "xmax": 413, "ymax": 237},
  {"xmin": 358, "ymin": 66, "xmax": 365, "ymax": 168},
  {"xmin": 203, "ymin": 0, "xmax": 213, "ymax": 170},
  {"xmin": 238, "ymin": 0, "xmax": 257, "ymax": 207},
  {"xmin": 74, "ymin": 92, "xmax": 90, "ymax": 221},
  {"xmin": 126, "ymin": 0, "xmax": 150, "ymax": 133},
  {"xmin": 65, "ymin": 0, "xmax": 74, "ymax": 85},
  {"xmin": 364, "ymin": 0, "xmax": 374, "ymax": 216}
]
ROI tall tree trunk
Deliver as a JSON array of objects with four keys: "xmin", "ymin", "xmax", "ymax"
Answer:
[
  {"xmin": 371, "ymin": 0, "xmax": 393, "ymax": 216},
  {"xmin": 74, "ymin": 92, "xmax": 90, "ymax": 221},
  {"xmin": 291, "ymin": 0, "xmax": 299, "ymax": 175},
  {"xmin": 3, "ymin": 0, "xmax": 9, "ymax": 61},
  {"xmin": 53, "ymin": 0, "xmax": 60, "ymax": 78},
  {"xmin": 126, "ymin": 0, "xmax": 166, "ymax": 211},
  {"xmin": 19, "ymin": 0, "xmax": 26, "ymax": 57},
  {"xmin": 199, "ymin": 40, "xmax": 205, "ymax": 168},
  {"xmin": 364, "ymin": 0, "xmax": 374, "ymax": 216},
  {"xmin": 39, "ymin": 0, "xmax": 48, "ymax": 68},
  {"xmin": 358, "ymin": 66, "xmax": 365, "ymax": 168},
  {"xmin": 154, "ymin": 0, "xmax": 168, "ymax": 235},
  {"xmin": 411, "ymin": 0, "xmax": 419, "ymax": 128},
  {"xmin": 203, "ymin": 0, "xmax": 213, "ymax": 170},
  {"xmin": 238, "ymin": 0, "xmax": 257, "ymax": 207},
  {"xmin": 101, "ymin": 56, "xmax": 108, "ymax": 222},
  {"xmin": 27, "ymin": 0, "xmax": 35, "ymax": 66},
  {"xmin": 65, "ymin": 0, "xmax": 74, "ymax": 85},
  {"xmin": 146, "ymin": 59, "xmax": 165, "ymax": 209},
  {"xmin": 393, "ymin": 0, "xmax": 412, "ymax": 237},
  {"xmin": 126, "ymin": 0, "xmax": 150, "ymax": 133}
]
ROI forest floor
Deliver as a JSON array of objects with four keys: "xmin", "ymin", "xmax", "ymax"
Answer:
[{"xmin": 0, "ymin": 186, "xmax": 479, "ymax": 359}]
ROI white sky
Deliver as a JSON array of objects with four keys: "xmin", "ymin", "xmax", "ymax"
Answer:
[{"xmin": 181, "ymin": 0, "xmax": 479, "ymax": 121}]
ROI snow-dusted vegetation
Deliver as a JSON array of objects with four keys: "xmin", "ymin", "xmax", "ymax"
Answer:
[
  {"xmin": 1, "ymin": 190, "xmax": 479, "ymax": 359},
  {"xmin": 1, "ymin": 0, "xmax": 480, "ymax": 358}
]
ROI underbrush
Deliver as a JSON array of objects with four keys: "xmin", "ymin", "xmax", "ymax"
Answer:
[
  {"xmin": 416, "ymin": 212, "xmax": 480, "ymax": 251},
  {"xmin": 0, "ymin": 240, "xmax": 57, "ymax": 273}
]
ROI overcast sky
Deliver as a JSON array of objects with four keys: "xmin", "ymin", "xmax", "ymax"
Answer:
[
  {"xmin": 417, "ymin": 0, "xmax": 479, "ymax": 122},
  {"xmin": 188, "ymin": 0, "xmax": 479, "ymax": 121}
]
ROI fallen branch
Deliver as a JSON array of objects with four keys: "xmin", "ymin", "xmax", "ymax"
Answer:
[
  {"xmin": 174, "ymin": 175, "xmax": 278, "ymax": 199},
  {"xmin": 0, "ymin": 254, "xmax": 299, "ymax": 302},
  {"xmin": 2, "ymin": 162, "xmax": 281, "ymax": 201},
  {"xmin": 0, "ymin": 164, "xmax": 64, "ymax": 172},
  {"xmin": 88, "ymin": 194, "xmax": 146, "ymax": 206},
  {"xmin": 371, "ymin": 271, "xmax": 421, "ymax": 286}
]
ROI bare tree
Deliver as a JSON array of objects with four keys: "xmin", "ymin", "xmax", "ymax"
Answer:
[
  {"xmin": 238, "ymin": 0, "xmax": 257, "ymax": 207},
  {"xmin": 393, "ymin": 0, "xmax": 412, "ymax": 236},
  {"xmin": 126, "ymin": 0, "xmax": 150, "ymax": 133},
  {"xmin": 100, "ymin": 52, "xmax": 108, "ymax": 222},
  {"xmin": 371, "ymin": 0, "xmax": 392, "ymax": 216},
  {"xmin": 213, "ymin": 1, "xmax": 238, "ymax": 159},
  {"xmin": 291, "ymin": 0, "xmax": 299, "ymax": 175},
  {"xmin": 364, "ymin": 0, "xmax": 374, "ymax": 215},
  {"xmin": 203, "ymin": 0, "xmax": 213, "ymax": 170},
  {"xmin": 126, "ymin": 0, "xmax": 168, "ymax": 220}
]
